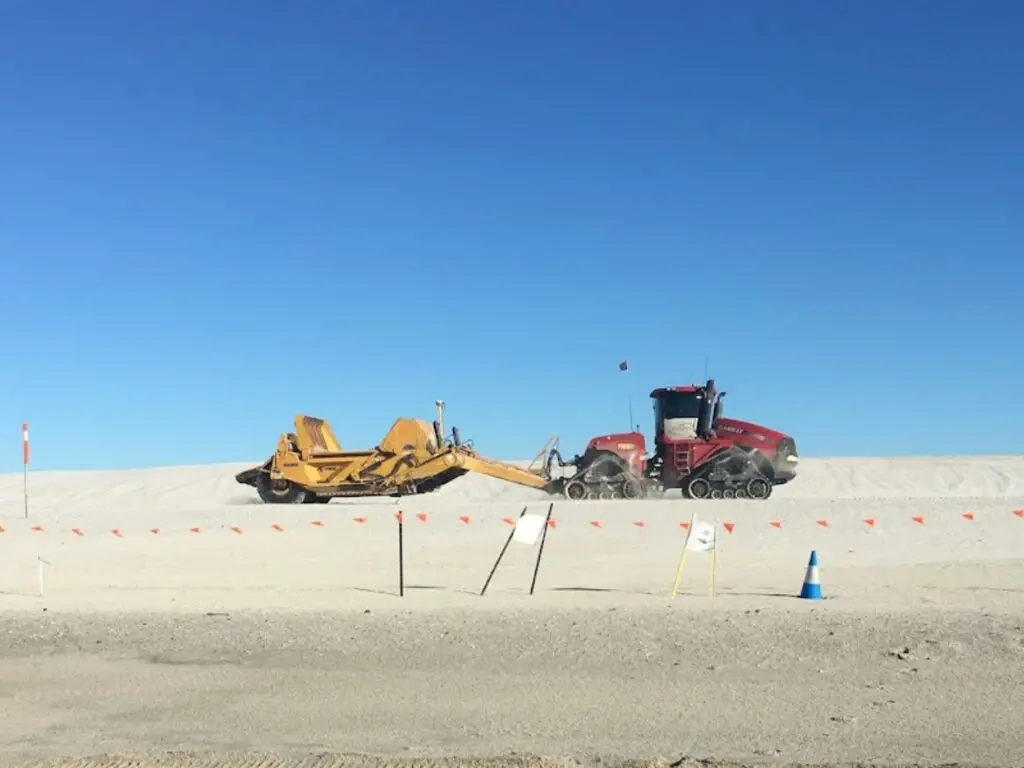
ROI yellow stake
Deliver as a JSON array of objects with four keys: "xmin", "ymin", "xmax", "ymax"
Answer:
[{"xmin": 670, "ymin": 512, "xmax": 697, "ymax": 599}]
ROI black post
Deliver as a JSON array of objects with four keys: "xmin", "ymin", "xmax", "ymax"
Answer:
[
  {"xmin": 397, "ymin": 511, "xmax": 405, "ymax": 597},
  {"xmin": 480, "ymin": 506, "xmax": 527, "ymax": 596},
  {"xmin": 529, "ymin": 502, "xmax": 555, "ymax": 596}
]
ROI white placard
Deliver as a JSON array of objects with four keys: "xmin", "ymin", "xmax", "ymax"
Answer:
[
  {"xmin": 512, "ymin": 513, "xmax": 547, "ymax": 546},
  {"xmin": 686, "ymin": 520, "xmax": 717, "ymax": 552}
]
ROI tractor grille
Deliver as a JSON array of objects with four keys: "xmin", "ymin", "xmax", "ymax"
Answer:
[{"xmin": 775, "ymin": 437, "xmax": 796, "ymax": 460}]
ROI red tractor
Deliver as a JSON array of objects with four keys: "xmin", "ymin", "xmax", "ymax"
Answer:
[{"xmin": 548, "ymin": 379, "xmax": 798, "ymax": 500}]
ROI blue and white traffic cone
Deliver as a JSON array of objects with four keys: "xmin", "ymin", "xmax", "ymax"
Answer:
[{"xmin": 799, "ymin": 550, "xmax": 822, "ymax": 600}]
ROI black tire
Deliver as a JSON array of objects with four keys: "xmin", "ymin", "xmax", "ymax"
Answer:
[
  {"xmin": 564, "ymin": 479, "xmax": 588, "ymax": 500},
  {"xmin": 256, "ymin": 475, "xmax": 309, "ymax": 504},
  {"xmin": 304, "ymin": 495, "xmax": 331, "ymax": 504},
  {"xmin": 710, "ymin": 489, "xmax": 723, "ymax": 499},
  {"xmin": 723, "ymin": 489, "xmax": 735, "ymax": 499},
  {"xmin": 622, "ymin": 478, "xmax": 645, "ymax": 500},
  {"xmin": 687, "ymin": 477, "xmax": 712, "ymax": 499},
  {"xmin": 746, "ymin": 476, "xmax": 772, "ymax": 500}
]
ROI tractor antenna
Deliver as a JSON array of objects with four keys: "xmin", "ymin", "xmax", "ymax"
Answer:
[{"xmin": 618, "ymin": 358, "xmax": 633, "ymax": 433}]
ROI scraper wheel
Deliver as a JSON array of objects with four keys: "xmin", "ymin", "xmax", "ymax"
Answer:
[{"xmin": 256, "ymin": 475, "xmax": 309, "ymax": 504}]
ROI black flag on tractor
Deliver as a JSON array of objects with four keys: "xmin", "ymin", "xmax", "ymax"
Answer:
[{"xmin": 618, "ymin": 360, "xmax": 628, "ymax": 371}]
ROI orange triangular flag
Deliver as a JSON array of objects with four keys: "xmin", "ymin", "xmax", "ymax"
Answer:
[
  {"xmin": 962, "ymin": 512, "xmax": 974, "ymax": 521},
  {"xmin": 816, "ymin": 519, "xmax": 829, "ymax": 528},
  {"xmin": 417, "ymin": 512, "xmax": 428, "ymax": 523},
  {"xmin": 770, "ymin": 520, "xmax": 782, "ymax": 529},
  {"xmin": 912, "ymin": 516, "xmax": 925, "ymax": 525},
  {"xmin": 723, "ymin": 522, "xmax": 735, "ymax": 534},
  {"xmin": 590, "ymin": 520, "xmax": 602, "ymax": 528},
  {"xmin": 864, "ymin": 518, "xmax": 876, "ymax": 527},
  {"xmin": 459, "ymin": 515, "xmax": 470, "ymax": 524}
]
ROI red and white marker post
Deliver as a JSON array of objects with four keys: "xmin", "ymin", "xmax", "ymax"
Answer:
[{"xmin": 22, "ymin": 422, "xmax": 29, "ymax": 518}]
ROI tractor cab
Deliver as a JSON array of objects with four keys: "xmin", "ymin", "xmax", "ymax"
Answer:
[{"xmin": 651, "ymin": 379, "xmax": 724, "ymax": 445}]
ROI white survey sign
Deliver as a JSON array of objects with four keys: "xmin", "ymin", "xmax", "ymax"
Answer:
[
  {"xmin": 512, "ymin": 513, "xmax": 547, "ymax": 546},
  {"xmin": 687, "ymin": 520, "xmax": 717, "ymax": 552}
]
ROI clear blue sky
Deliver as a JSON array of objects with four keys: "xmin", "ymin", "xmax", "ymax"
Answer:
[{"xmin": 1, "ymin": 0, "xmax": 1021, "ymax": 472}]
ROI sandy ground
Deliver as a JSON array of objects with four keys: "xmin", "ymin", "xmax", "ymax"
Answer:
[{"xmin": 1, "ymin": 455, "xmax": 1024, "ymax": 767}]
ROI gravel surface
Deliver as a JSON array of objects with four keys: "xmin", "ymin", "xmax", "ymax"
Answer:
[{"xmin": 3, "ymin": 605, "xmax": 1024, "ymax": 768}]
